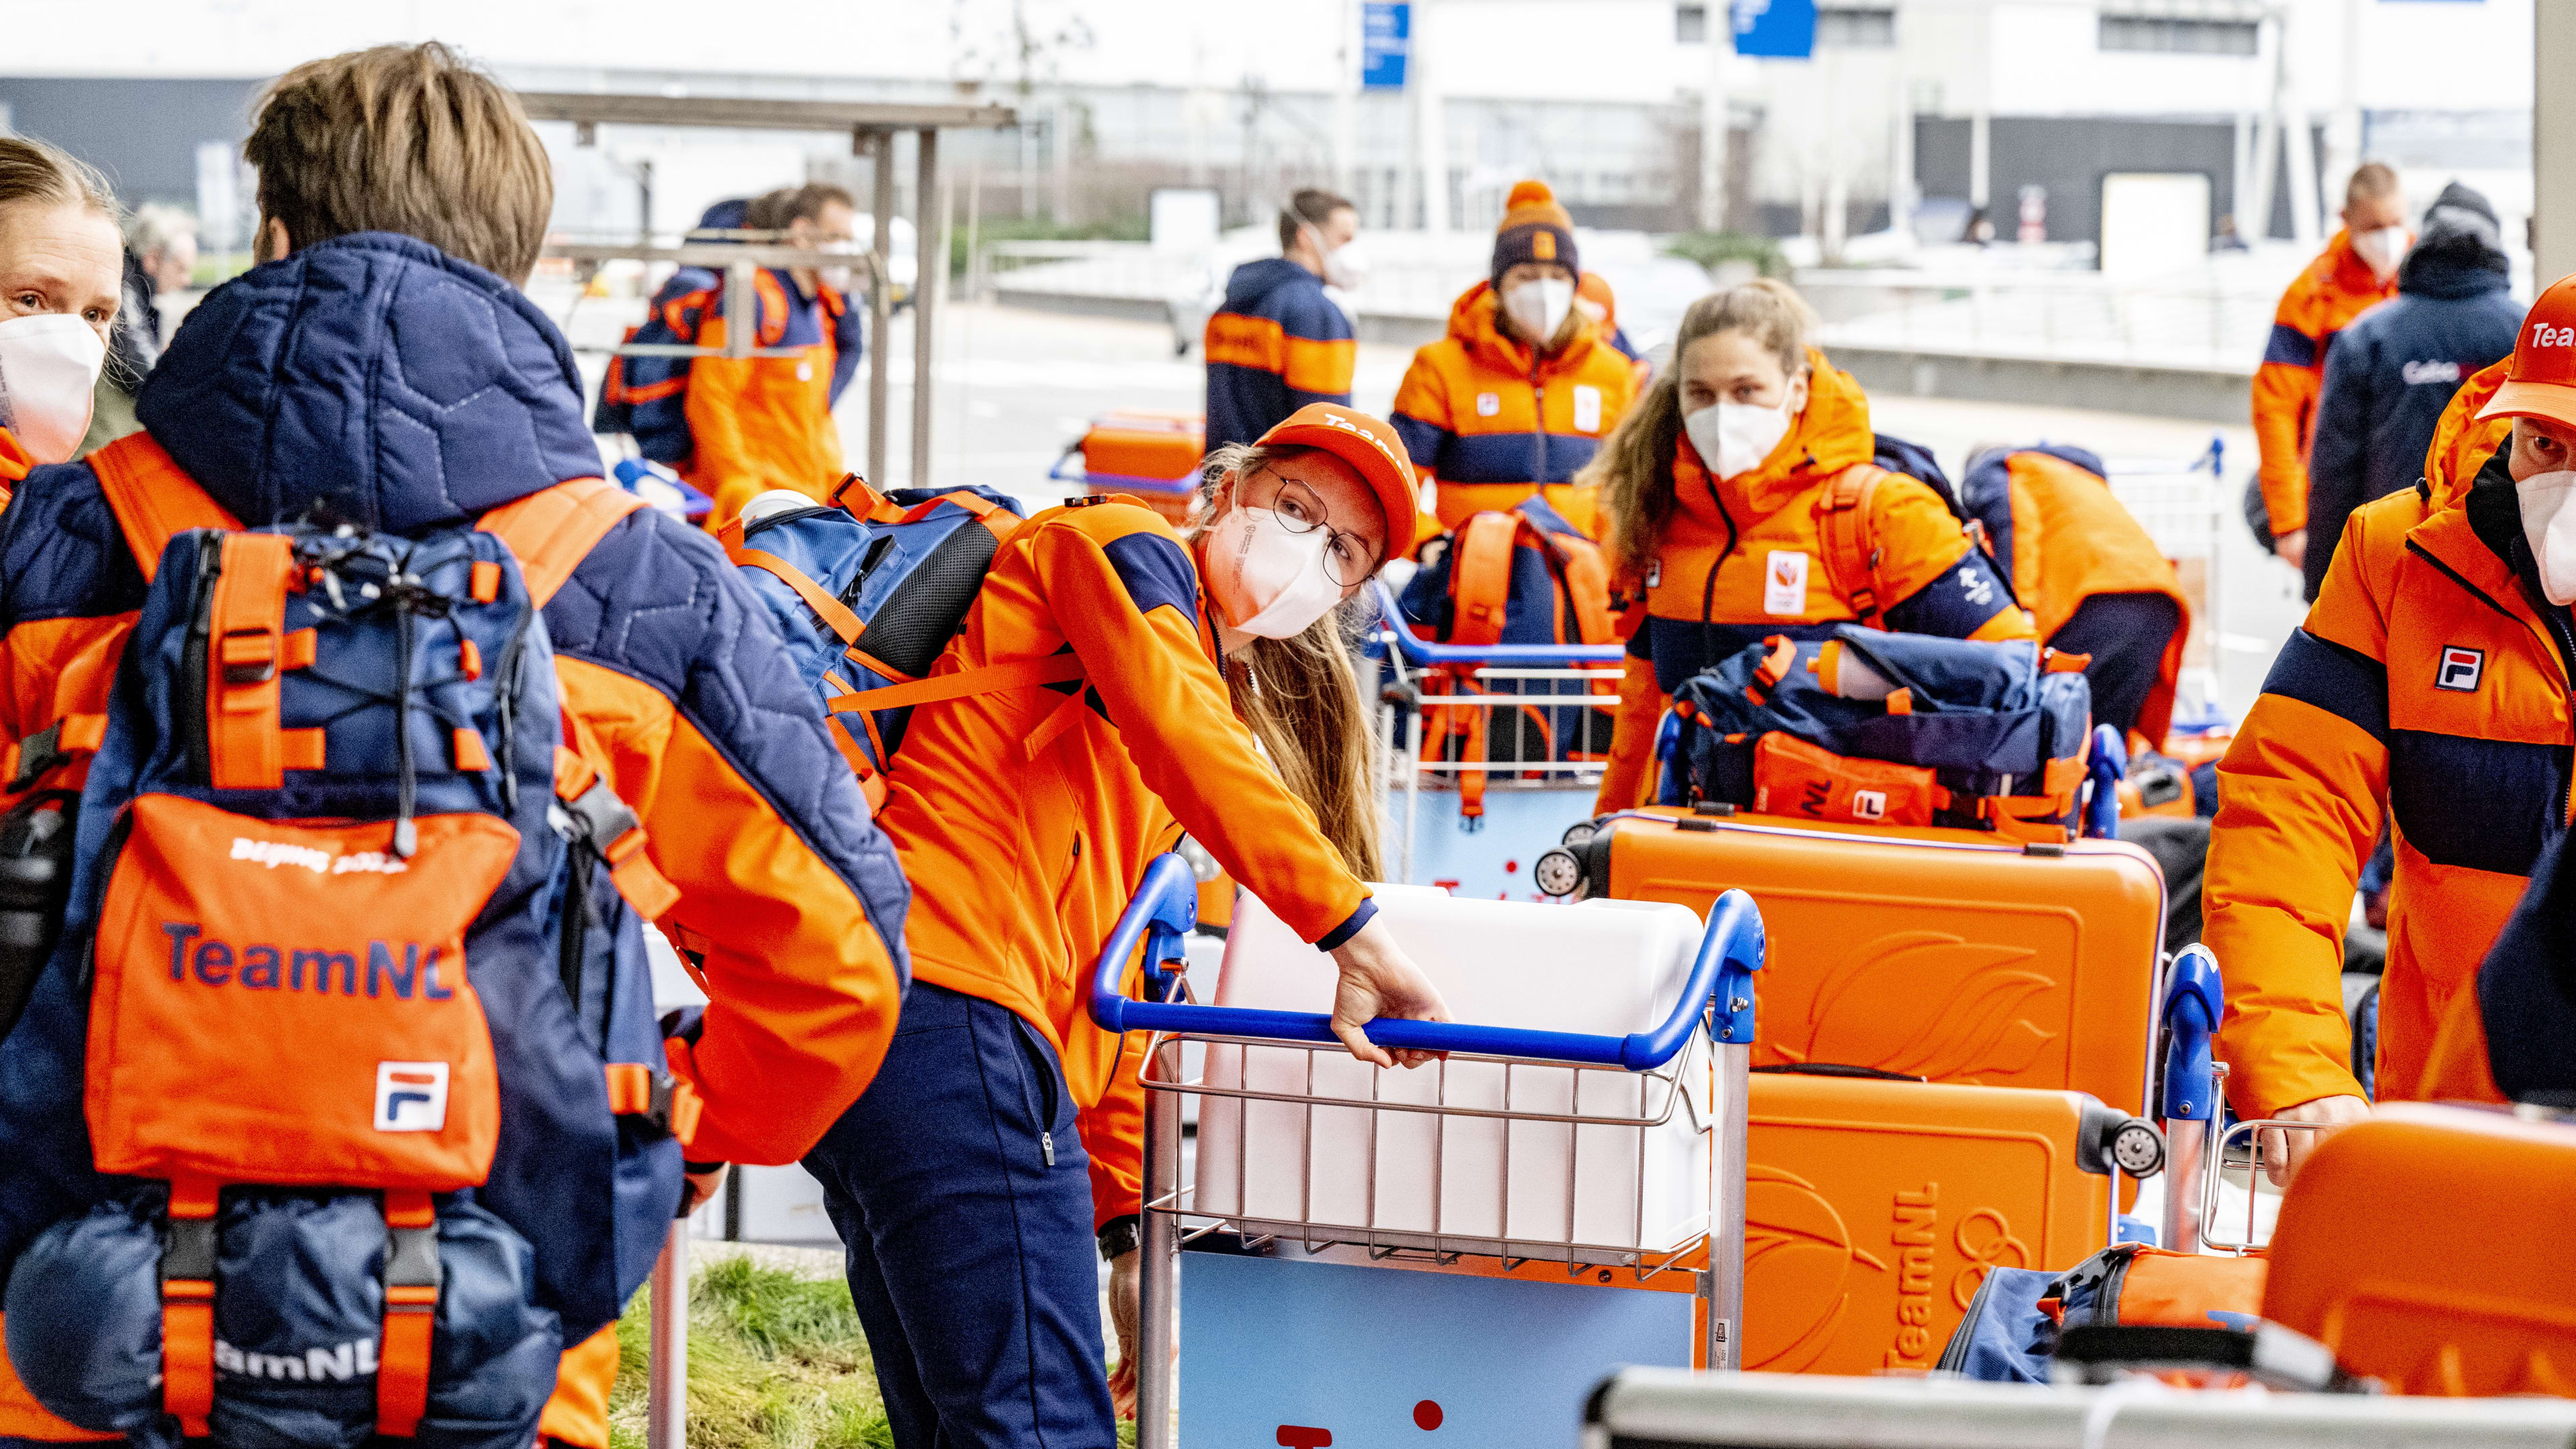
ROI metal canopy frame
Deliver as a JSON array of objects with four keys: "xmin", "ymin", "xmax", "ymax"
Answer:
[{"xmin": 527, "ymin": 91, "xmax": 1018, "ymax": 488}]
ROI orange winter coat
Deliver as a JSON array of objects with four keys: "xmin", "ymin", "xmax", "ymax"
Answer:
[
  {"xmin": 1592, "ymin": 356, "xmax": 2033, "ymax": 812},
  {"xmin": 2205, "ymin": 360, "xmax": 2524, "ymax": 1116},
  {"xmin": 2253, "ymin": 229, "xmax": 2398, "ymax": 537},
  {"xmin": 1389, "ymin": 282, "xmax": 1640, "ymax": 536},
  {"xmin": 877, "ymin": 497, "xmax": 1377, "ymax": 1226}
]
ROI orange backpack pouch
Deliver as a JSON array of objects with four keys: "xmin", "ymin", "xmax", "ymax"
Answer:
[
  {"xmin": 1750, "ymin": 732, "xmax": 1941, "ymax": 828},
  {"xmin": 83, "ymin": 794, "xmax": 517, "ymax": 1189}
]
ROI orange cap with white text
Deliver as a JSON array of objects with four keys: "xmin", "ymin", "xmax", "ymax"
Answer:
[
  {"xmin": 1253, "ymin": 403, "xmax": 1421, "ymax": 563},
  {"xmin": 2479, "ymin": 274, "xmax": 2576, "ymax": 428}
]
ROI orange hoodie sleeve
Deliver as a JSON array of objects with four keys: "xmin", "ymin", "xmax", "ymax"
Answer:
[
  {"xmin": 1869, "ymin": 478, "xmax": 2037, "ymax": 642},
  {"xmin": 1028, "ymin": 513, "xmax": 1374, "ymax": 946},
  {"xmin": 2253, "ymin": 283, "xmax": 2326, "ymax": 537},
  {"xmin": 1593, "ymin": 651, "xmax": 1666, "ymax": 815},
  {"xmin": 2201, "ymin": 503, "xmax": 2391, "ymax": 1116}
]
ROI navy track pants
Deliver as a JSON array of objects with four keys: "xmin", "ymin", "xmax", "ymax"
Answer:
[{"xmin": 803, "ymin": 981, "xmax": 1115, "ymax": 1449}]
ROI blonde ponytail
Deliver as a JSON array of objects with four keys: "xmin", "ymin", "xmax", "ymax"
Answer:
[{"xmin": 1585, "ymin": 278, "xmax": 1819, "ymax": 580}]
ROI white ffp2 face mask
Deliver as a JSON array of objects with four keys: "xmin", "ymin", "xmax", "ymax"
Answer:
[
  {"xmin": 0, "ymin": 313, "xmax": 106, "ymax": 466},
  {"xmin": 1683, "ymin": 378, "xmax": 1806, "ymax": 481},
  {"xmin": 1205, "ymin": 505, "xmax": 1346, "ymax": 639},
  {"xmin": 1503, "ymin": 278, "xmax": 1574, "ymax": 345},
  {"xmin": 2353, "ymin": 225, "xmax": 2409, "ymax": 279},
  {"xmin": 1311, "ymin": 230, "xmax": 1369, "ymax": 291},
  {"xmin": 2518, "ymin": 469, "xmax": 2576, "ymax": 605}
]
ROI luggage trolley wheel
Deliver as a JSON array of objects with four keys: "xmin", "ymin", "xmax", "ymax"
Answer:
[
  {"xmin": 2108, "ymin": 1116, "xmax": 2167, "ymax": 1177},
  {"xmin": 1533, "ymin": 847, "xmax": 1585, "ymax": 898}
]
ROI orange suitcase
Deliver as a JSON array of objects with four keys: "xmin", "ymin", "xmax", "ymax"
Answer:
[
  {"xmin": 1743, "ymin": 1069, "xmax": 2151, "ymax": 1377},
  {"xmin": 1581, "ymin": 808, "xmax": 2166, "ymax": 1114},
  {"xmin": 2264, "ymin": 1103, "xmax": 2576, "ymax": 1396},
  {"xmin": 1059, "ymin": 410, "xmax": 1205, "ymax": 527}
]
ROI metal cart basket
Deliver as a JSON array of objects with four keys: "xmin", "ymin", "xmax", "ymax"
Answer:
[{"xmin": 1088, "ymin": 854, "xmax": 1766, "ymax": 1449}]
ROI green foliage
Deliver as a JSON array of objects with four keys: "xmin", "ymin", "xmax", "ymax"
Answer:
[
  {"xmin": 604, "ymin": 1251, "xmax": 1138, "ymax": 1449},
  {"xmin": 1661, "ymin": 231, "xmax": 1789, "ymax": 279},
  {"xmin": 951, "ymin": 214, "xmax": 1149, "ymax": 276}
]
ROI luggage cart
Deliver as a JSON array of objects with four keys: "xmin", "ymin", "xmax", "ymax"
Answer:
[
  {"xmin": 2100, "ymin": 437, "xmax": 2230, "ymax": 714},
  {"xmin": 1088, "ymin": 853, "xmax": 1766, "ymax": 1449},
  {"xmin": 2154, "ymin": 943, "xmax": 2329, "ymax": 1256},
  {"xmin": 1371, "ymin": 582, "xmax": 1627, "ymax": 892}
]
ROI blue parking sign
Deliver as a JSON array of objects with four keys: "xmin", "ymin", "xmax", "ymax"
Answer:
[
  {"xmin": 1362, "ymin": 3, "xmax": 1409, "ymax": 90},
  {"xmin": 1733, "ymin": 0, "xmax": 1817, "ymax": 57}
]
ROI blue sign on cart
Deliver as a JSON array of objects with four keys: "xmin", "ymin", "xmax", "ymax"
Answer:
[
  {"xmin": 1732, "ymin": 0, "xmax": 1817, "ymax": 57},
  {"xmin": 1362, "ymin": 3, "xmax": 1409, "ymax": 89},
  {"xmin": 1181, "ymin": 1253, "xmax": 1692, "ymax": 1449}
]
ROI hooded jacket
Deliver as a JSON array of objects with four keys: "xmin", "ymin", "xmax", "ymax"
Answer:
[
  {"xmin": 1203, "ymin": 257, "xmax": 1356, "ymax": 451},
  {"xmin": 596, "ymin": 201, "xmax": 863, "ymax": 528},
  {"xmin": 2253, "ymin": 229, "xmax": 2400, "ymax": 538},
  {"xmin": 0, "ymin": 229, "xmax": 908, "ymax": 1195},
  {"xmin": 2204, "ymin": 358, "xmax": 2527, "ymax": 1116},
  {"xmin": 1592, "ymin": 356, "xmax": 2030, "ymax": 811},
  {"xmin": 2301, "ymin": 185, "xmax": 2522, "ymax": 599},
  {"xmin": 1390, "ymin": 282, "xmax": 1641, "ymax": 537},
  {"xmin": 879, "ymin": 496, "xmax": 1379, "ymax": 1228},
  {"xmin": 1961, "ymin": 445, "xmax": 2192, "ymax": 744}
]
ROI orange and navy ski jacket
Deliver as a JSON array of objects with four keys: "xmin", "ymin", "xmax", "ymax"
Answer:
[
  {"xmin": 1391, "ymin": 282, "xmax": 1641, "ymax": 536},
  {"xmin": 2252, "ymin": 229, "xmax": 2397, "ymax": 537},
  {"xmin": 2204, "ymin": 358, "xmax": 2525, "ymax": 1116},
  {"xmin": 1592, "ymin": 356, "xmax": 2031, "ymax": 812},
  {"xmin": 1203, "ymin": 258, "xmax": 1356, "ymax": 451},
  {"xmin": 1963, "ymin": 445, "xmax": 2192, "ymax": 745},
  {"xmin": 877, "ymin": 497, "xmax": 1377, "ymax": 1228},
  {"xmin": 0, "ymin": 233, "xmax": 908, "ymax": 1173},
  {"xmin": 597, "ymin": 211, "xmax": 861, "ymax": 529}
]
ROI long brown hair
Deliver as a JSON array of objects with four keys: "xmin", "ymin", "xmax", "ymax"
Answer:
[
  {"xmin": 1585, "ymin": 278, "xmax": 1817, "ymax": 580},
  {"xmin": 1195, "ymin": 442, "xmax": 1385, "ymax": 880}
]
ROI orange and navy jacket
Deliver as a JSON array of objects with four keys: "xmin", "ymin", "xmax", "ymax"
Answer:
[
  {"xmin": 2253, "ymin": 229, "xmax": 2398, "ymax": 537},
  {"xmin": 597, "ymin": 211, "xmax": 861, "ymax": 529},
  {"xmin": 2204, "ymin": 358, "xmax": 2526, "ymax": 1116},
  {"xmin": 1391, "ymin": 282, "xmax": 1641, "ymax": 537},
  {"xmin": 1592, "ymin": 356, "xmax": 2031, "ymax": 813},
  {"xmin": 1203, "ymin": 257, "xmax": 1356, "ymax": 451},
  {"xmin": 1965, "ymin": 446, "xmax": 2192, "ymax": 745},
  {"xmin": 0, "ymin": 233, "xmax": 907, "ymax": 1175},
  {"xmin": 877, "ymin": 497, "xmax": 1377, "ymax": 1228}
]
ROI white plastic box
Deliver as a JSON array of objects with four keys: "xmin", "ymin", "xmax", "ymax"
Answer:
[{"xmin": 1193, "ymin": 890, "xmax": 1713, "ymax": 1256}]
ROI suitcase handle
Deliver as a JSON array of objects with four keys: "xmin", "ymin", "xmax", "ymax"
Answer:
[
  {"xmin": 1750, "ymin": 1062, "xmax": 1926, "ymax": 1082},
  {"xmin": 1086, "ymin": 852, "xmax": 1766, "ymax": 1070},
  {"xmin": 1373, "ymin": 581, "xmax": 1627, "ymax": 667}
]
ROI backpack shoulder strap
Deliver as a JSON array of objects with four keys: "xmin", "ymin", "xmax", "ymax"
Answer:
[
  {"xmin": 712, "ymin": 511, "xmax": 866, "ymax": 647},
  {"xmin": 478, "ymin": 478, "xmax": 649, "ymax": 608},
  {"xmin": 1817, "ymin": 463, "xmax": 1892, "ymax": 629},
  {"xmin": 1446, "ymin": 511, "xmax": 1524, "ymax": 648},
  {"xmin": 1544, "ymin": 531, "xmax": 1618, "ymax": 646},
  {"xmin": 89, "ymin": 432, "xmax": 242, "ymax": 583}
]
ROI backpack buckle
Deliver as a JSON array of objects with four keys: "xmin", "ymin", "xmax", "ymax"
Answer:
[
  {"xmin": 606, "ymin": 1061, "xmax": 702, "ymax": 1144},
  {"xmin": 219, "ymin": 629, "xmax": 279, "ymax": 685}
]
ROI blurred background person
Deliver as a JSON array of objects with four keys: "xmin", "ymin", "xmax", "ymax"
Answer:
[
  {"xmin": 2251, "ymin": 161, "xmax": 2406, "ymax": 576},
  {"xmin": 1390, "ymin": 180, "xmax": 1638, "ymax": 539},
  {"xmin": 2301, "ymin": 182, "xmax": 2519, "ymax": 600},
  {"xmin": 81, "ymin": 201, "xmax": 195, "ymax": 452},
  {"xmin": 1203, "ymin": 186, "xmax": 1359, "ymax": 451}
]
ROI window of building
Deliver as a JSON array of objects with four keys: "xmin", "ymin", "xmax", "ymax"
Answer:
[
  {"xmin": 2100, "ymin": 2, "xmax": 2261, "ymax": 56},
  {"xmin": 1676, "ymin": 2, "xmax": 1708, "ymax": 44},
  {"xmin": 1819, "ymin": 7, "xmax": 1896, "ymax": 48}
]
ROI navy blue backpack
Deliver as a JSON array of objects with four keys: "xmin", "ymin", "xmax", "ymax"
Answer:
[{"xmin": 1659, "ymin": 626, "xmax": 2093, "ymax": 842}]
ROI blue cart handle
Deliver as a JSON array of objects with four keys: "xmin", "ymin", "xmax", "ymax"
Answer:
[
  {"xmin": 1373, "ymin": 581, "xmax": 1629, "ymax": 668},
  {"xmin": 1086, "ymin": 854, "xmax": 1766, "ymax": 1071},
  {"xmin": 2161, "ymin": 944, "xmax": 2223, "ymax": 1121},
  {"xmin": 2083, "ymin": 723, "xmax": 2127, "ymax": 840}
]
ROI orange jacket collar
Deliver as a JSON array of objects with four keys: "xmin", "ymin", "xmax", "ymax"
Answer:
[
  {"xmin": 2424, "ymin": 358, "xmax": 2516, "ymax": 514},
  {"xmin": 1445, "ymin": 280, "xmax": 1609, "ymax": 379},
  {"xmin": 2320, "ymin": 227, "xmax": 2387, "ymax": 299},
  {"xmin": 1671, "ymin": 349, "xmax": 1877, "ymax": 522}
]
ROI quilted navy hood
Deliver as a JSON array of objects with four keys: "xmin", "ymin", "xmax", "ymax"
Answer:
[{"xmin": 133, "ymin": 232, "xmax": 602, "ymax": 533}]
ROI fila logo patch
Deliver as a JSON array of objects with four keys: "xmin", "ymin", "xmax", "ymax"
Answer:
[
  {"xmin": 374, "ymin": 1061, "xmax": 449, "ymax": 1132},
  {"xmin": 2436, "ymin": 645, "xmax": 2485, "ymax": 692},
  {"xmin": 1764, "ymin": 551, "xmax": 1809, "ymax": 615}
]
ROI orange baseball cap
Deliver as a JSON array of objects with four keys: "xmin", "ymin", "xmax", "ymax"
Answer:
[
  {"xmin": 1252, "ymin": 402, "xmax": 1421, "ymax": 564},
  {"xmin": 2479, "ymin": 273, "xmax": 2576, "ymax": 428}
]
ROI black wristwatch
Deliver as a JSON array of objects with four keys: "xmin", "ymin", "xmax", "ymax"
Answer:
[{"xmin": 1097, "ymin": 1214, "xmax": 1142, "ymax": 1261}]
